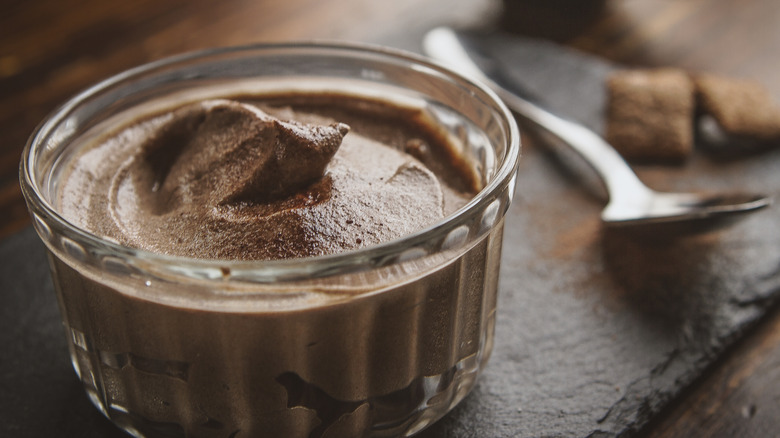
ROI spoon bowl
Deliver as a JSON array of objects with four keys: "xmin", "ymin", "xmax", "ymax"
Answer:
[
  {"xmin": 423, "ymin": 27, "xmax": 772, "ymax": 227},
  {"xmin": 602, "ymin": 188, "xmax": 771, "ymax": 226}
]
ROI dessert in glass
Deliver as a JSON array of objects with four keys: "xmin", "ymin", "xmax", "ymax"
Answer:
[{"xmin": 20, "ymin": 42, "xmax": 520, "ymax": 438}]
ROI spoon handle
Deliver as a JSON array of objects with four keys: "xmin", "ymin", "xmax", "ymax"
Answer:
[{"xmin": 423, "ymin": 27, "xmax": 652, "ymax": 204}]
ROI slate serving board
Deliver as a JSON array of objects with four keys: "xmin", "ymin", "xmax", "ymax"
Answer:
[
  {"xmin": 417, "ymin": 32, "xmax": 780, "ymax": 437},
  {"xmin": 2, "ymin": 33, "xmax": 780, "ymax": 438}
]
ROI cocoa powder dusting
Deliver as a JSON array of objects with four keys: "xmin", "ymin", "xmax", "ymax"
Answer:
[{"xmin": 59, "ymin": 95, "xmax": 475, "ymax": 260}]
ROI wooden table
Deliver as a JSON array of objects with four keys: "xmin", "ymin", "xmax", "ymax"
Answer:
[{"xmin": 2, "ymin": 0, "xmax": 778, "ymax": 436}]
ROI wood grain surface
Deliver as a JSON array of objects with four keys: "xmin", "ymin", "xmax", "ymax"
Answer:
[{"xmin": 2, "ymin": 0, "xmax": 779, "ymax": 436}]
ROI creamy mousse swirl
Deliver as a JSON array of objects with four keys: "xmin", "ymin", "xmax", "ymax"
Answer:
[{"xmin": 60, "ymin": 98, "xmax": 470, "ymax": 260}]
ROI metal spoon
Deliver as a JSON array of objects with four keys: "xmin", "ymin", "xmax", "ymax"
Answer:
[{"xmin": 423, "ymin": 27, "xmax": 771, "ymax": 227}]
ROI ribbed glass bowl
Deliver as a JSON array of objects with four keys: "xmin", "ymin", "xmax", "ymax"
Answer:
[{"xmin": 21, "ymin": 42, "xmax": 520, "ymax": 438}]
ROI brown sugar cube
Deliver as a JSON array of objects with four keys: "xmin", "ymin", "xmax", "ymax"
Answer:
[
  {"xmin": 605, "ymin": 68, "xmax": 695, "ymax": 163},
  {"xmin": 694, "ymin": 73, "xmax": 780, "ymax": 144}
]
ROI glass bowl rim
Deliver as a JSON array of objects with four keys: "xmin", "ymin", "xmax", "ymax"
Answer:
[{"xmin": 20, "ymin": 40, "xmax": 521, "ymax": 282}]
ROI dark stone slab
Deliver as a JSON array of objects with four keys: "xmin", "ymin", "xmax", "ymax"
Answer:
[
  {"xmin": 2, "ymin": 33, "xmax": 780, "ymax": 438},
  {"xmin": 417, "ymin": 32, "xmax": 780, "ymax": 437},
  {"xmin": 0, "ymin": 227, "xmax": 129, "ymax": 437}
]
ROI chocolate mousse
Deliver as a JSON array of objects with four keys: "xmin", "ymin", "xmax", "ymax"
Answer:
[
  {"xmin": 59, "ymin": 94, "xmax": 477, "ymax": 260},
  {"xmin": 45, "ymin": 89, "xmax": 504, "ymax": 438}
]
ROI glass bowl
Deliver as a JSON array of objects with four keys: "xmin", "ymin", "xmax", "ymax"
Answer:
[{"xmin": 20, "ymin": 42, "xmax": 520, "ymax": 438}]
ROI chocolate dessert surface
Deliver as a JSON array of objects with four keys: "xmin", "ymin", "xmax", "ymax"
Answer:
[{"xmin": 58, "ymin": 93, "xmax": 479, "ymax": 261}]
